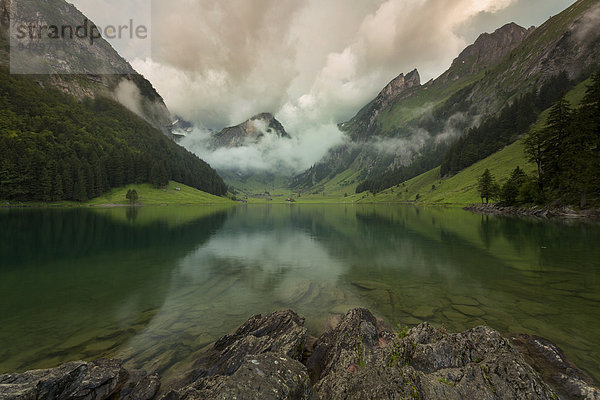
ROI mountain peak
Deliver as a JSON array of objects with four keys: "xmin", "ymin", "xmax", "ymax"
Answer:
[
  {"xmin": 380, "ymin": 69, "xmax": 421, "ymax": 103},
  {"xmin": 440, "ymin": 22, "xmax": 533, "ymax": 83},
  {"xmin": 213, "ymin": 113, "xmax": 290, "ymax": 148}
]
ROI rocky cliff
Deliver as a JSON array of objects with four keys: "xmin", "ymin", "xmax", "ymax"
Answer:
[
  {"xmin": 0, "ymin": 0, "xmax": 173, "ymax": 136},
  {"xmin": 294, "ymin": 0, "xmax": 600, "ymax": 195},
  {"xmin": 344, "ymin": 69, "xmax": 421, "ymax": 142},
  {"xmin": 438, "ymin": 23, "xmax": 534, "ymax": 84}
]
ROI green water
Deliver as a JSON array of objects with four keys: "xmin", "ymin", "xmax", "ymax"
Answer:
[{"xmin": 1, "ymin": 205, "xmax": 599, "ymax": 383}]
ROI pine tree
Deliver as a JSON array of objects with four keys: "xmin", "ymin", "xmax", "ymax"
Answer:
[
  {"xmin": 478, "ymin": 169, "xmax": 497, "ymax": 204},
  {"xmin": 524, "ymin": 128, "xmax": 546, "ymax": 193},
  {"xmin": 500, "ymin": 166, "xmax": 528, "ymax": 205},
  {"xmin": 581, "ymin": 70, "xmax": 600, "ymax": 134},
  {"xmin": 39, "ymin": 167, "xmax": 52, "ymax": 202},
  {"xmin": 62, "ymin": 163, "xmax": 74, "ymax": 200},
  {"xmin": 126, "ymin": 189, "xmax": 139, "ymax": 204},
  {"xmin": 150, "ymin": 163, "xmax": 169, "ymax": 188},
  {"xmin": 52, "ymin": 172, "xmax": 63, "ymax": 201},
  {"xmin": 542, "ymin": 96, "xmax": 572, "ymax": 191},
  {"xmin": 73, "ymin": 167, "xmax": 87, "ymax": 202}
]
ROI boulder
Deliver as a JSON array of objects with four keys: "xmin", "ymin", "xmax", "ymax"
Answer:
[
  {"xmin": 162, "ymin": 354, "xmax": 316, "ymax": 400},
  {"xmin": 188, "ymin": 310, "xmax": 307, "ymax": 379},
  {"xmin": 307, "ymin": 308, "xmax": 558, "ymax": 399},
  {"xmin": 162, "ymin": 310, "xmax": 311, "ymax": 399},
  {"xmin": 511, "ymin": 334, "xmax": 600, "ymax": 400},
  {"xmin": 0, "ymin": 359, "xmax": 128, "ymax": 400},
  {"xmin": 119, "ymin": 370, "xmax": 161, "ymax": 400}
]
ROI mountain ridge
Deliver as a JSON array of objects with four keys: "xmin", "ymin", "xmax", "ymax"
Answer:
[
  {"xmin": 0, "ymin": 0, "xmax": 174, "ymax": 136},
  {"xmin": 293, "ymin": 0, "xmax": 600, "ymax": 196},
  {"xmin": 344, "ymin": 69, "xmax": 421, "ymax": 142}
]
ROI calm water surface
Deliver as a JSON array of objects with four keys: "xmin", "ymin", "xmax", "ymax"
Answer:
[{"xmin": 0, "ymin": 205, "xmax": 599, "ymax": 383}]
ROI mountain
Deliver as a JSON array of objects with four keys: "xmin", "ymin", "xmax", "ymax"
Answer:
[
  {"xmin": 0, "ymin": 0, "xmax": 228, "ymax": 201},
  {"xmin": 294, "ymin": 0, "xmax": 600, "ymax": 195},
  {"xmin": 211, "ymin": 113, "xmax": 290, "ymax": 149},
  {"xmin": 0, "ymin": 0, "xmax": 173, "ymax": 135},
  {"xmin": 292, "ymin": 23, "xmax": 533, "ymax": 193},
  {"xmin": 207, "ymin": 113, "xmax": 292, "ymax": 195},
  {"xmin": 436, "ymin": 23, "xmax": 535, "ymax": 85},
  {"xmin": 343, "ymin": 69, "xmax": 421, "ymax": 142}
]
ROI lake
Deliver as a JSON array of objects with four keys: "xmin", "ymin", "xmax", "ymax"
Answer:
[{"xmin": 1, "ymin": 205, "xmax": 599, "ymax": 384}]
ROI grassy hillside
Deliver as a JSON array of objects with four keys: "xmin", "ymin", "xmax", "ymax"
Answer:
[
  {"xmin": 2, "ymin": 181, "xmax": 235, "ymax": 207},
  {"xmin": 87, "ymin": 181, "xmax": 234, "ymax": 206},
  {"xmin": 356, "ymin": 77, "xmax": 592, "ymax": 206},
  {"xmin": 358, "ymin": 141, "xmax": 533, "ymax": 205}
]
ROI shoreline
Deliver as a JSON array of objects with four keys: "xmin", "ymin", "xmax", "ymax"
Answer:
[
  {"xmin": 1, "ymin": 308, "xmax": 598, "ymax": 400},
  {"xmin": 464, "ymin": 203, "xmax": 600, "ymax": 220}
]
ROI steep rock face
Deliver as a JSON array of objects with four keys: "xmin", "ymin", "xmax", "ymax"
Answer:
[
  {"xmin": 212, "ymin": 113, "xmax": 290, "ymax": 148},
  {"xmin": 0, "ymin": 0, "xmax": 173, "ymax": 135},
  {"xmin": 470, "ymin": 0, "xmax": 600, "ymax": 114},
  {"xmin": 439, "ymin": 23, "xmax": 534, "ymax": 83},
  {"xmin": 295, "ymin": 1, "xmax": 600, "ymax": 195},
  {"xmin": 345, "ymin": 69, "xmax": 421, "ymax": 142}
]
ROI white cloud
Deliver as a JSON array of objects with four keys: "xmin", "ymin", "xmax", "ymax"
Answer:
[{"xmin": 179, "ymin": 122, "xmax": 346, "ymax": 174}]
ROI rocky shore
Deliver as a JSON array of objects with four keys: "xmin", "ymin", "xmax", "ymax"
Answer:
[
  {"xmin": 1, "ymin": 309, "xmax": 599, "ymax": 400},
  {"xmin": 464, "ymin": 204, "xmax": 600, "ymax": 220}
]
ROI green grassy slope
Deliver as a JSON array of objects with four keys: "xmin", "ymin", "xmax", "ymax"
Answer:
[
  {"xmin": 356, "ymin": 77, "xmax": 592, "ymax": 206},
  {"xmin": 87, "ymin": 181, "xmax": 235, "ymax": 206},
  {"xmin": 2, "ymin": 181, "xmax": 235, "ymax": 207}
]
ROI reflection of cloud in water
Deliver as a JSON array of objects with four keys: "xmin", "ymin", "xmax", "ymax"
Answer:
[
  {"xmin": 178, "ymin": 229, "xmax": 345, "ymax": 283},
  {"xmin": 118, "ymin": 228, "xmax": 353, "ymax": 379}
]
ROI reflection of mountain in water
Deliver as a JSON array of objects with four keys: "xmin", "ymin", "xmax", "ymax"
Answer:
[
  {"xmin": 2, "ymin": 205, "xmax": 599, "ymax": 383},
  {"xmin": 0, "ymin": 207, "xmax": 229, "ymax": 373}
]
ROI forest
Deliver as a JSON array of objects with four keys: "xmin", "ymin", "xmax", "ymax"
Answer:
[
  {"xmin": 477, "ymin": 71, "xmax": 600, "ymax": 207},
  {"xmin": 356, "ymin": 71, "xmax": 593, "ymax": 199},
  {"xmin": 0, "ymin": 67, "xmax": 228, "ymax": 202}
]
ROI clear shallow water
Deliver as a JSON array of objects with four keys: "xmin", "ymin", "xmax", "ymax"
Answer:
[{"xmin": 1, "ymin": 205, "xmax": 599, "ymax": 383}]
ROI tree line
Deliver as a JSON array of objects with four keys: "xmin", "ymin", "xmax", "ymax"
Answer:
[
  {"xmin": 477, "ymin": 71, "xmax": 600, "ymax": 208},
  {"xmin": 0, "ymin": 67, "xmax": 228, "ymax": 202},
  {"xmin": 356, "ymin": 72, "xmax": 576, "ymax": 195}
]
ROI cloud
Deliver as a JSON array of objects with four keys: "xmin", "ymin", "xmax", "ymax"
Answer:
[
  {"xmin": 71, "ymin": 0, "xmax": 574, "ymax": 174},
  {"xmin": 574, "ymin": 2, "xmax": 600, "ymax": 42},
  {"xmin": 114, "ymin": 79, "xmax": 143, "ymax": 116},
  {"xmin": 179, "ymin": 122, "xmax": 346, "ymax": 174},
  {"xmin": 129, "ymin": 0, "xmax": 529, "ymax": 131}
]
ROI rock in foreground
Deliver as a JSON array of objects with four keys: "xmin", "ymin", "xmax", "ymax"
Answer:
[
  {"xmin": 307, "ymin": 309, "xmax": 556, "ymax": 399},
  {"xmin": 2, "ymin": 308, "xmax": 599, "ymax": 399}
]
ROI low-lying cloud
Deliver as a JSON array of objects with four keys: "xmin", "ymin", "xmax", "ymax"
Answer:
[{"xmin": 180, "ymin": 122, "xmax": 346, "ymax": 175}]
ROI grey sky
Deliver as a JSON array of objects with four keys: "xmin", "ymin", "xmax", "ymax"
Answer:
[{"xmin": 71, "ymin": 0, "xmax": 576, "ymax": 131}]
